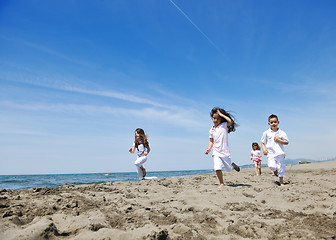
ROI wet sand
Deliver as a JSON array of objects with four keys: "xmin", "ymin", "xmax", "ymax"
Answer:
[{"xmin": 1, "ymin": 161, "xmax": 336, "ymax": 239}]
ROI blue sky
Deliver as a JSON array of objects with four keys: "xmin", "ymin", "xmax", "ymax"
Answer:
[{"xmin": 1, "ymin": 0, "xmax": 335, "ymax": 175}]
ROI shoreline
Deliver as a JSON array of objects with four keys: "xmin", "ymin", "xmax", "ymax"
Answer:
[
  {"xmin": 2, "ymin": 159, "xmax": 334, "ymax": 191},
  {"xmin": 1, "ymin": 161, "xmax": 336, "ymax": 239}
]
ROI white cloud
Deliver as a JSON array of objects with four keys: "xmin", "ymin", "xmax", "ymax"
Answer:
[
  {"xmin": 0, "ymin": 70, "xmax": 183, "ymax": 110},
  {"xmin": 63, "ymin": 86, "xmax": 169, "ymax": 108},
  {"xmin": 0, "ymin": 101, "xmax": 206, "ymax": 129},
  {"xmin": 0, "ymin": 129, "xmax": 48, "ymax": 136},
  {"xmin": 268, "ymin": 78, "xmax": 336, "ymax": 98},
  {"xmin": 0, "ymin": 36, "xmax": 98, "ymax": 68}
]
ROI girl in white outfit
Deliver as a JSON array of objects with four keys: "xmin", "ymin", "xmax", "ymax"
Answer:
[
  {"xmin": 251, "ymin": 142, "xmax": 262, "ymax": 176},
  {"xmin": 205, "ymin": 107, "xmax": 240, "ymax": 189},
  {"xmin": 129, "ymin": 128, "xmax": 150, "ymax": 180}
]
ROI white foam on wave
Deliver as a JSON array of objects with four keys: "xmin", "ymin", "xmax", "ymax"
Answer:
[{"xmin": 144, "ymin": 176, "xmax": 158, "ymax": 180}]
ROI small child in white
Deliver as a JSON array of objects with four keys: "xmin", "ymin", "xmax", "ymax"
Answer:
[
  {"xmin": 129, "ymin": 128, "xmax": 150, "ymax": 181},
  {"xmin": 261, "ymin": 114, "xmax": 289, "ymax": 186},
  {"xmin": 205, "ymin": 107, "xmax": 240, "ymax": 189},
  {"xmin": 251, "ymin": 142, "xmax": 262, "ymax": 176}
]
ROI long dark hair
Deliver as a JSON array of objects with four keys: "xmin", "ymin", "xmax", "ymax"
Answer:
[
  {"xmin": 134, "ymin": 128, "xmax": 149, "ymax": 148},
  {"xmin": 210, "ymin": 107, "xmax": 238, "ymax": 133},
  {"xmin": 252, "ymin": 142, "xmax": 261, "ymax": 150}
]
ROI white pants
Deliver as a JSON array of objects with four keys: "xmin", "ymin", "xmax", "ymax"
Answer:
[
  {"xmin": 268, "ymin": 155, "xmax": 286, "ymax": 177},
  {"xmin": 213, "ymin": 155, "xmax": 233, "ymax": 171},
  {"xmin": 134, "ymin": 156, "xmax": 147, "ymax": 180}
]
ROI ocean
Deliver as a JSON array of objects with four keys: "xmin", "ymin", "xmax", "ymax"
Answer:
[
  {"xmin": 0, "ymin": 169, "xmax": 216, "ymax": 190},
  {"xmin": 0, "ymin": 159, "xmax": 315, "ymax": 190}
]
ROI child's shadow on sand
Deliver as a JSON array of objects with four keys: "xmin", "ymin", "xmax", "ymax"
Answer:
[
  {"xmin": 274, "ymin": 181, "xmax": 289, "ymax": 186},
  {"xmin": 227, "ymin": 184, "xmax": 252, "ymax": 188}
]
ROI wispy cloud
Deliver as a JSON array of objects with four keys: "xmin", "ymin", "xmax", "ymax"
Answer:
[
  {"xmin": 254, "ymin": 76, "xmax": 336, "ymax": 99},
  {"xmin": 0, "ymin": 36, "xmax": 98, "ymax": 68},
  {"xmin": 63, "ymin": 86, "xmax": 170, "ymax": 108},
  {"xmin": 1, "ymin": 69, "xmax": 209, "ymax": 129},
  {"xmin": 274, "ymin": 80, "xmax": 336, "ymax": 103},
  {"xmin": 1, "ymin": 101, "xmax": 206, "ymax": 128},
  {"xmin": 0, "ymin": 71, "xmax": 177, "ymax": 109},
  {"xmin": 0, "ymin": 129, "xmax": 49, "ymax": 136}
]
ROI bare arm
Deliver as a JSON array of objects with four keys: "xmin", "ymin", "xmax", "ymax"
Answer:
[
  {"xmin": 274, "ymin": 136, "xmax": 289, "ymax": 145},
  {"xmin": 205, "ymin": 138, "xmax": 214, "ymax": 154},
  {"xmin": 129, "ymin": 146, "xmax": 135, "ymax": 153},
  {"xmin": 261, "ymin": 142, "xmax": 268, "ymax": 155},
  {"xmin": 144, "ymin": 145, "xmax": 150, "ymax": 156},
  {"xmin": 217, "ymin": 110, "xmax": 233, "ymax": 127}
]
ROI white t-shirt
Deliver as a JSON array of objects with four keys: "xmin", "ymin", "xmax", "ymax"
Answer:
[
  {"xmin": 261, "ymin": 128, "xmax": 289, "ymax": 157},
  {"xmin": 209, "ymin": 122, "xmax": 230, "ymax": 157},
  {"xmin": 251, "ymin": 150, "xmax": 261, "ymax": 159},
  {"xmin": 133, "ymin": 142, "xmax": 147, "ymax": 158}
]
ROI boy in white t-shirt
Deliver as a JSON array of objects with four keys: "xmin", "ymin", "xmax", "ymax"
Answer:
[{"xmin": 261, "ymin": 114, "xmax": 289, "ymax": 186}]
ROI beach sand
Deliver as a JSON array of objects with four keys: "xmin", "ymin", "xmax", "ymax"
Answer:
[{"xmin": 1, "ymin": 161, "xmax": 336, "ymax": 240}]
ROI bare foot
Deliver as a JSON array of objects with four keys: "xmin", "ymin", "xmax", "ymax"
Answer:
[
  {"xmin": 279, "ymin": 177, "xmax": 284, "ymax": 185},
  {"xmin": 218, "ymin": 184, "xmax": 225, "ymax": 189}
]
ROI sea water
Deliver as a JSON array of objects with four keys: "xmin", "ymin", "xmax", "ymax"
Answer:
[
  {"xmin": 0, "ymin": 159, "xmax": 310, "ymax": 190},
  {"xmin": 0, "ymin": 169, "xmax": 215, "ymax": 190}
]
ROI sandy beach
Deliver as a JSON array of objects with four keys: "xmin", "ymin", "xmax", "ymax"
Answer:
[{"xmin": 1, "ymin": 161, "xmax": 336, "ymax": 240}]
